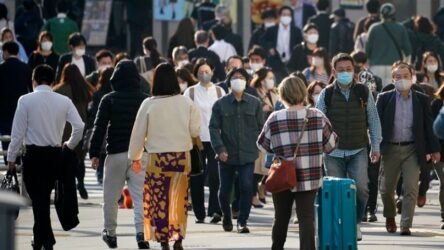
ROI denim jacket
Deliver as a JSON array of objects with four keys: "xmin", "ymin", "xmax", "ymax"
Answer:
[{"xmin": 209, "ymin": 93, "xmax": 264, "ymax": 165}]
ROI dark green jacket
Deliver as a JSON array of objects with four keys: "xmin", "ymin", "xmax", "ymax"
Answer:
[{"xmin": 209, "ymin": 93, "xmax": 264, "ymax": 165}]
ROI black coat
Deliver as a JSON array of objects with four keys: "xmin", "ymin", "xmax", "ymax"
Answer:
[
  {"xmin": 0, "ymin": 58, "xmax": 31, "ymax": 127},
  {"xmin": 261, "ymin": 24, "xmax": 303, "ymax": 56},
  {"xmin": 300, "ymin": 3, "xmax": 317, "ymax": 27},
  {"xmin": 288, "ymin": 42, "xmax": 314, "ymax": 72},
  {"xmin": 56, "ymin": 53, "xmax": 96, "ymax": 83},
  {"xmin": 188, "ymin": 46, "xmax": 226, "ymax": 82},
  {"xmin": 376, "ymin": 89, "xmax": 440, "ymax": 165},
  {"xmin": 225, "ymin": 31, "xmax": 244, "ymax": 56},
  {"xmin": 28, "ymin": 52, "xmax": 60, "ymax": 72},
  {"xmin": 329, "ymin": 18, "xmax": 355, "ymax": 57},
  {"xmin": 89, "ymin": 61, "xmax": 149, "ymax": 158},
  {"xmin": 249, "ymin": 26, "xmax": 266, "ymax": 51},
  {"xmin": 431, "ymin": 98, "xmax": 444, "ymax": 161},
  {"xmin": 308, "ymin": 13, "xmax": 333, "ymax": 51}
]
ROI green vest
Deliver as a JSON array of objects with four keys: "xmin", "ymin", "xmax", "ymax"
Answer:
[{"xmin": 326, "ymin": 85, "xmax": 368, "ymax": 150}]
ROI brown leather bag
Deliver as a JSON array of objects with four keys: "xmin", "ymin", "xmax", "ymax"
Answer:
[{"xmin": 265, "ymin": 112, "xmax": 308, "ymax": 193}]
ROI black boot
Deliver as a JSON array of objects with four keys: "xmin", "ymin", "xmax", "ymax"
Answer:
[
  {"xmin": 173, "ymin": 239, "xmax": 184, "ymax": 250},
  {"xmin": 161, "ymin": 242, "xmax": 170, "ymax": 250},
  {"xmin": 136, "ymin": 232, "xmax": 150, "ymax": 249},
  {"xmin": 77, "ymin": 181, "xmax": 88, "ymax": 200}
]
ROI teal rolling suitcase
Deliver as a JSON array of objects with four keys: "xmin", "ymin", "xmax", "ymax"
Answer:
[{"xmin": 317, "ymin": 177, "xmax": 357, "ymax": 250}]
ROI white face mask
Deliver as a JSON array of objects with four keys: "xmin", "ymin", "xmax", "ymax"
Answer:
[
  {"xmin": 250, "ymin": 63, "xmax": 263, "ymax": 73},
  {"xmin": 177, "ymin": 60, "xmax": 189, "ymax": 67},
  {"xmin": 179, "ymin": 83, "xmax": 188, "ymax": 92},
  {"xmin": 312, "ymin": 56, "xmax": 323, "ymax": 67},
  {"xmin": 265, "ymin": 79, "xmax": 275, "ymax": 90},
  {"xmin": 280, "ymin": 16, "xmax": 292, "ymax": 26},
  {"xmin": 427, "ymin": 64, "xmax": 439, "ymax": 73},
  {"xmin": 230, "ymin": 79, "xmax": 246, "ymax": 93},
  {"xmin": 312, "ymin": 94, "xmax": 320, "ymax": 103},
  {"xmin": 394, "ymin": 79, "xmax": 413, "ymax": 92},
  {"xmin": 264, "ymin": 21, "xmax": 275, "ymax": 28},
  {"xmin": 98, "ymin": 64, "xmax": 110, "ymax": 71},
  {"xmin": 41, "ymin": 41, "xmax": 53, "ymax": 51},
  {"xmin": 246, "ymin": 69, "xmax": 254, "ymax": 75},
  {"xmin": 306, "ymin": 33, "xmax": 319, "ymax": 44},
  {"xmin": 74, "ymin": 48, "xmax": 85, "ymax": 57}
]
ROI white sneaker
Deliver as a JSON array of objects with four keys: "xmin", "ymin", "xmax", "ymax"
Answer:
[{"xmin": 357, "ymin": 224, "xmax": 362, "ymax": 241}]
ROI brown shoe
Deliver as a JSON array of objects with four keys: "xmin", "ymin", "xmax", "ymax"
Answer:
[
  {"xmin": 386, "ymin": 218, "xmax": 397, "ymax": 233},
  {"xmin": 400, "ymin": 227, "xmax": 411, "ymax": 236},
  {"xmin": 417, "ymin": 195, "xmax": 426, "ymax": 207}
]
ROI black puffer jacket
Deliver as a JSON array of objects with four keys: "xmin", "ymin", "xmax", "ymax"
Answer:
[{"xmin": 89, "ymin": 60, "xmax": 149, "ymax": 158}]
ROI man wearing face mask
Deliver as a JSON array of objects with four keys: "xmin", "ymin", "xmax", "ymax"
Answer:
[
  {"xmin": 55, "ymin": 33, "xmax": 96, "ymax": 83},
  {"xmin": 248, "ymin": 9, "xmax": 277, "ymax": 51},
  {"xmin": 262, "ymin": 6, "xmax": 303, "ymax": 66},
  {"xmin": 85, "ymin": 49, "xmax": 114, "ymax": 87},
  {"xmin": 209, "ymin": 67, "xmax": 264, "ymax": 234},
  {"xmin": 217, "ymin": 55, "xmax": 259, "ymax": 97},
  {"xmin": 316, "ymin": 53, "xmax": 382, "ymax": 241},
  {"xmin": 288, "ymin": 23, "xmax": 319, "ymax": 72},
  {"xmin": 376, "ymin": 62, "xmax": 441, "ymax": 236}
]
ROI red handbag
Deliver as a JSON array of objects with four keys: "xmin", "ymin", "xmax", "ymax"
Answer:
[{"xmin": 265, "ymin": 114, "xmax": 308, "ymax": 193}]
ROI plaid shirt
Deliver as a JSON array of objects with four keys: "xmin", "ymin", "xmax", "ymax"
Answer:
[{"xmin": 257, "ymin": 108, "xmax": 337, "ymax": 192}]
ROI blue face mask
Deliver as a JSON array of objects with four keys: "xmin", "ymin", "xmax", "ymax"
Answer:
[{"xmin": 336, "ymin": 72, "xmax": 353, "ymax": 85}]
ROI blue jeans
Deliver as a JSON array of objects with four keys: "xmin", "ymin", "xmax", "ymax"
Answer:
[
  {"xmin": 324, "ymin": 149, "xmax": 369, "ymax": 223},
  {"xmin": 218, "ymin": 162, "xmax": 254, "ymax": 225}
]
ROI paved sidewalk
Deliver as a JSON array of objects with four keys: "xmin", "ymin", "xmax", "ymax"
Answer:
[{"xmin": 12, "ymin": 164, "xmax": 444, "ymax": 249}]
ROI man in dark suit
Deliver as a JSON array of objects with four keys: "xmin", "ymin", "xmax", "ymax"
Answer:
[
  {"xmin": 0, "ymin": 41, "xmax": 31, "ymax": 163},
  {"xmin": 55, "ymin": 33, "xmax": 96, "ymax": 82},
  {"xmin": 376, "ymin": 62, "xmax": 441, "ymax": 236},
  {"xmin": 189, "ymin": 30, "xmax": 225, "ymax": 82},
  {"xmin": 307, "ymin": 0, "xmax": 333, "ymax": 51},
  {"xmin": 289, "ymin": 0, "xmax": 316, "ymax": 29},
  {"xmin": 248, "ymin": 9, "xmax": 277, "ymax": 51}
]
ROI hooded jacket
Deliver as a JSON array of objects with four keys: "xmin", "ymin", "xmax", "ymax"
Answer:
[{"xmin": 89, "ymin": 60, "xmax": 149, "ymax": 158}]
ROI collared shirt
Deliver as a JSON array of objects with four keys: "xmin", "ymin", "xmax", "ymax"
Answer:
[
  {"xmin": 257, "ymin": 108, "xmax": 337, "ymax": 192},
  {"xmin": 71, "ymin": 56, "xmax": 86, "ymax": 76},
  {"xmin": 7, "ymin": 85, "xmax": 84, "ymax": 162},
  {"xmin": 209, "ymin": 93, "xmax": 264, "ymax": 165},
  {"xmin": 277, "ymin": 23, "xmax": 291, "ymax": 63},
  {"xmin": 316, "ymin": 83, "xmax": 382, "ymax": 158},
  {"xmin": 392, "ymin": 90, "xmax": 414, "ymax": 142},
  {"xmin": 292, "ymin": 2, "xmax": 304, "ymax": 29},
  {"xmin": 208, "ymin": 40, "xmax": 237, "ymax": 64},
  {"xmin": 183, "ymin": 83, "xmax": 226, "ymax": 142}
]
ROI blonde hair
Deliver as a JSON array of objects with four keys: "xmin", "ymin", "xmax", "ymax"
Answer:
[{"xmin": 278, "ymin": 76, "xmax": 307, "ymax": 106}]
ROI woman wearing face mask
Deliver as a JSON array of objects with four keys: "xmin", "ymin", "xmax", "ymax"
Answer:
[
  {"xmin": 176, "ymin": 67, "xmax": 197, "ymax": 94},
  {"xmin": 288, "ymin": 23, "xmax": 319, "ymax": 73},
  {"xmin": 307, "ymin": 80, "xmax": 326, "ymax": 107},
  {"xmin": 55, "ymin": 32, "xmax": 96, "ymax": 83},
  {"xmin": 28, "ymin": 31, "xmax": 60, "ymax": 72},
  {"xmin": 183, "ymin": 59, "xmax": 226, "ymax": 224},
  {"xmin": 250, "ymin": 67, "xmax": 279, "ymax": 207},
  {"xmin": 302, "ymin": 47, "xmax": 331, "ymax": 85},
  {"xmin": 419, "ymin": 51, "xmax": 444, "ymax": 89}
]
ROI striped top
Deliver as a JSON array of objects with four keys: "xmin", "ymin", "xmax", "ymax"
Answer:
[{"xmin": 257, "ymin": 108, "xmax": 337, "ymax": 192}]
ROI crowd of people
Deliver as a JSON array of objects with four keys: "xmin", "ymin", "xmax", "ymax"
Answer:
[{"xmin": 3, "ymin": 0, "xmax": 444, "ymax": 250}]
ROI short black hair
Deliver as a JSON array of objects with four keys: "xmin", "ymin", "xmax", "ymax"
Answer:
[
  {"xmin": 0, "ymin": 3, "xmax": 7, "ymax": 20},
  {"xmin": 366, "ymin": 0, "xmax": 380, "ymax": 14},
  {"xmin": 211, "ymin": 24, "xmax": 227, "ymax": 41},
  {"xmin": 33, "ymin": 64, "xmax": 55, "ymax": 85},
  {"xmin": 152, "ymin": 63, "xmax": 181, "ymax": 96},
  {"xmin": 332, "ymin": 53, "xmax": 355, "ymax": 68},
  {"xmin": 95, "ymin": 49, "xmax": 114, "ymax": 62},
  {"xmin": 351, "ymin": 51, "xmax": 367, "ymax": 64},
  {"xmin": 279, "ymin": 6, "xmax": 294, "ymax": 17},
  {"xmin": 193, "ymin": 58, "xmax": 214, "ymax": 77},
  {"xmin": 248, "ymin": 46, "xmax": 267, "ymax": 59},
  {"xmin": 57, "ymin": 1, "xmax": 70, "ymax": 13},
  {"xmin": 226, "ymin": 67, "xmax": 250, "ymax": 88},
  {"xmin": 316, "ymin": 0, "xmax": 330, "ymax": 11},
  {"xmin": 2, "ymin": 41, "xmax": 19, "ymax": 55},
  {"xmin": 68, "ymin": 32, "xmax": 86, "ymax": 47},
  {"xmin": 227, "ymin": 55, "xmax": 243, "ymax": 65}
]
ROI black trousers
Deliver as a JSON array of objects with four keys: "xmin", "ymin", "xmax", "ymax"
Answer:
[
  {"xmin": 190, "ymin": 142, "xmax": 221, "ymax": 219},
  {"xmin": 366, "ymin": 160, "xmax": 380, "ymax": 213},
  {"xmin": 271, "ymin": 189, "xmax": 317, "ymax": 250},
  {"xmin": 419, "ymin": 162, "xmax": 433, "ymax": 196},
  {"xmin": 22, "ymin": 145, "xmax": 62, "ymax": 247}
]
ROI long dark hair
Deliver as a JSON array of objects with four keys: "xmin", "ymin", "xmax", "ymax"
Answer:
[
  {"xmin": 250, "ymin": 67, "xmax": 272, "ymax": 89},
  {"xmin": 152, "ymin": 63, "xmax": 181, "ymax": 96},
  {"xmin": 421, "ymin": 51, "xmax": 443, "ymax": 84},
  {"xmin": 310, "ymin": 47, "xmax": 332, "ymax": 76},
  {"xmin": 96, "ymin": 67, "xmax": 114, "ymax": 93},
  {"xmin": 173, "ymin": 18, "xmax": 195, "ymax": 50},
  {"xmin": 54, "ymin": 64, "xmax": 95, "ymax": 103},
  {"xmin": 143, "ymin": 37, "xmax": 162, "ymax": 68},
  {"xmin": 176, "ymin": 67, "xmax": 197, "ymax": 87}
]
